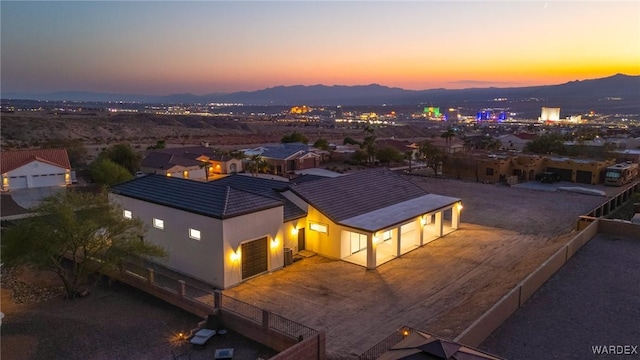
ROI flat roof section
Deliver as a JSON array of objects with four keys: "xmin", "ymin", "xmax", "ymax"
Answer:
[{"xmin": 340, "ymin": 194, "xmax": 461, "ymax": 232}]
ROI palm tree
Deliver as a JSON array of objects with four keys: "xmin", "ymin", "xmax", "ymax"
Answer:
[
  {"xmin": 247, "ymin": 155, "xmax": 269, "ymax": 177},
  {"xmin": 440, "ymin": 128, "xmax": 455, "ymax": 151},
  {"xmin": 199, "ymin": 161, "xmax": 212, "ymax": 181}
]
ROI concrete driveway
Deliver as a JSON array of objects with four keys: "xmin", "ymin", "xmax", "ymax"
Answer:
[
  {"xmin": 224, "ymin": 224, "xmax": 572, "ymax": 359},
  {"xmin": 9, "ymin": 186, "xmax": 66, "ymax": 210}
]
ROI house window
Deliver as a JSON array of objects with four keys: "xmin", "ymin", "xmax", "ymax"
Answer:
[
  {"xmin": 123, "ymin": 210, "xmax": 132, "ymax": 219},
  {"xmin": 381, "ymin": 230, "xmax": 392, "ymax": 242},
  {"xmin": 153, "ymin": 218, "xmax": 164, "ymax": 230},
  {"xmin": 189, "ymin": 228, "xmax": 201, "ymax": 240},
  {"xmin": 350, "ymin": 232, "xmax": 367, "ymax": 254},
  {"xmin": 486, "ymin": 168, "xmax": 494, "ymax": 176},
  {"xmin": 309, "ymin": 222, "xmax": 328, "ymax": 234}
]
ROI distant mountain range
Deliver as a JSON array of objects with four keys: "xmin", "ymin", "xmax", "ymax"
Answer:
[{"xmin": 3, "ymin": 74, "xmax": 639, "ymax": 107}]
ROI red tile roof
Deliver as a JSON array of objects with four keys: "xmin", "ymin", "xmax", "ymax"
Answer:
[{"xmin": 1, "ymin": 148, "xmax": 71, "ymax": 173}]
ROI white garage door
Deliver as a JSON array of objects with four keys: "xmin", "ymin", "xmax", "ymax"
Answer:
[
  {"xmin": 32, "ymin": 174, "xmax": 66, "ymax": 187},
  {"xmin": 9, "ymin": 176, "xmax": 28, "ymax": 189}
]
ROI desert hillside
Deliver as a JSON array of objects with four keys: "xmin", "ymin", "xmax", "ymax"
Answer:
[{"xmin": 1, "ymin": 112, "xmax": 434, "ymax": 150}]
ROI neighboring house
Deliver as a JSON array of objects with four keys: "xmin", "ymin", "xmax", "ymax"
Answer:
[
  {"xmin": 1, "ymin": 148, "xmax": 71, "ymax": 191},
  {"xmin": 496, "ymin": 134, "xmax": 532, "ymax": 151},
  {"xmin": 443, "ymin": 153, "xmax": 615, "ymax": 184},
  {"xmin": 109, "ymin": 169, "xmax": 462, "ymax": 289},
  {"xmin": 140, "ymin": 152, "xmax": 204, "ymax": 179},
  {"xmin": 141, "ymin": 146, "xmax": 242, "ymax": 180},
  {"xmin": 244, "ymin": 143, "xmax": 322, "ymax": 175},
  {"xmin": 421, "ymin": 138, "xmax": 464, "ymax": 154},
  {"xmin": 375, "ymin": 139, "xmax": 418, "ymax": 158}
]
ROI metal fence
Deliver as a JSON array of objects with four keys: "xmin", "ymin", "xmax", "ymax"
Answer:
[
  {"xmin": 184, "ymin": 283, "xmax": 215, "ymax": 307},
  {"xmin": 220, "ymin": 294, "xmax": 263, "ymax": 324},
  {"xmin": 359, "ymin": 326, "xmax": 416, "ymax": 360},
  {"xmin": 118, "ymin": 258, "xmax": 318, "ymax": 342},
  {"xmin": 269, "ymin": 312, "xmax": 317, "ymax": 340},
  {"xmin": 122, "ymin": 260, "xmax": 148, "ymax": 280}
]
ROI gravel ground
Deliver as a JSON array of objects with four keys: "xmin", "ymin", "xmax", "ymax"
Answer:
[
  {"xmin": 406, "ymin": 175, "xmax": 608, "ymax": 235},
  {"xmin": 1, "ymin": 273, "xmax": 277, "ymax": 360},
  {"xmin": 479, "ymin": 233, "xmax": 640, "ymax": 359}
]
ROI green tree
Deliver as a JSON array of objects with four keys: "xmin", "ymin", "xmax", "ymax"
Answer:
[
  {"xmin": 376, "ymin": 146, "xmax": 403, "ymax": 167},
  {"xmin": 417, "ymin": 141, "xmax": 446, "ymax": 175},
  {"xmin": 361, "ymin": 126, "xmax": 377, "ymax": 165},
  {"xmin": 343, "ymin": 137, "xmax": 360, "ymax": 146},
  {"xmin": 440, "ymin": 128, "xmax": 455, "ymax": 149},
  {"xmin": 350, "ymin": 149, "xmax": 368, "ymax": 165},
  {"xmin": 281, "ymin": 132, "xmax": 308, "ymax": 144},
  {"xmin": 42, "ymin": 138, "xmax": 88, "ymax": 167},
  {"xmin": 199, "ymin": 161, "xmax": 212, "ymax": 181},
  {"xmin": 100, "ymin": 143, "xmax": 142, "ymax": 174},
  {"xmin": 1, "ymin": 190, "xmax": 166, "ymax": 298},
  {"xmin": 146, "ymin": 139, "xmax": 166, "ymax": 150},
  {"xmin": 90, "ymin": 158, "xmax": 133, "ymax": 186},
  {"xmin": 313, "ymin": 138, "xmax": 329, "ymax": 151},
  {"xmin": 523, "ymin": 133, "xmax": 567, "ymax": 155},
  {"xmin": 245, "ymin": 155, "xmax": 270, "ymax": 177}
]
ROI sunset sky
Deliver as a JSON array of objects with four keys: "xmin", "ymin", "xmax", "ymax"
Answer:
[{"xmin": 1, "ymin": 1, "xmax": 639, "ymax": 95}]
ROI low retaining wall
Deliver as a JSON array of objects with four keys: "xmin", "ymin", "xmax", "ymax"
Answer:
[
  {"xmin": 599, "ymin": 218, "xmax": 640, "ymax": 238},
  {"xmin": 271, "ymin": 331, "xmax": 326, "ymax": 360},
  {"xmin": 116, "ymin": 271, "xmax": 213, "ymax": 318},
  {"xmin": 219, "ymin": 308, "xmax": 297, "ymax": 352},
  {"xmin": 454, "ymin": 219, "xmax": 601, "ymax": 347}
]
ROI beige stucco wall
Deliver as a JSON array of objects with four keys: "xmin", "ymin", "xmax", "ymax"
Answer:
[
  {"xmin": 109, "ymin": 193, "xmax": 224, "ymax": 287},
  {"xmin": 222, "ymin": 206, "xmax": 285, "ymax": 288}
]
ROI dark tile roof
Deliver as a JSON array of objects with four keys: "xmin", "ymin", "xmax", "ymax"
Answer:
[
  {"xmin": 1, "ymin": 148, "xmax": 71, "ymax": 173},
  {"xmin": 260, "ymin": 143, "xmax": 310, "ymax": 160},
  {"xmin": 151, "ymin": 146, "xmax": 233, "ymax": 161},
  {"xmin": 208, "ymin": 175, "xmax": 306, "ymax": 221},
  {"xmin": 111, "ymin": 175, "xmax": 283, "ymax": 219},
  {"xmin": 141, "ymin": 152, "xmax": 201, "ymax": 169},
  {"xmin": 289, "ymin": 168, "xmax": 428, "ymax": 222},
  {"xmin": 290, "ymin": 174, "xmax": 329, "ymax": 185}
]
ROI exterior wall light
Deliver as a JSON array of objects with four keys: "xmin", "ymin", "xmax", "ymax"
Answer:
[
  {"xmin": 457, "ymin": 203, "xmax": 463, "ymax": 211},
  {"xmin": 420, "ymin": 217, "xmax": 427, "ymax": 226},
  {"xmin": 271, "ymin": 238, "xmax": 279, "ymax": 249},
  {"xmin": 230, "ymin": 251, "xmax": 240, "ymax": 262},
  {"xmin": 291, "ymin": 227, "xmax": 298, "ymax": 236}
]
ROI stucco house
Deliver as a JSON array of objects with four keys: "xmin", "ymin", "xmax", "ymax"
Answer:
[
  {"xmin": 1, "ymin": 148, "xmax": 72, "ymax": 191},
  {"xmin": 109, "ymin": 169, "xmax": 462, "ymax": 289},
  {"xmin": 141, "ymin": 146, "xmax": 242, "ymax": 180},
  {"xmin": 243, "ymin": 143, "xmax": 322, "ymax": 175}
]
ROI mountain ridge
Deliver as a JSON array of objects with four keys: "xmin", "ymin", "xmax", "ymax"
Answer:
[{"xmin": 2, "ymin": 74, "xmax": 638, "ymax": 106}]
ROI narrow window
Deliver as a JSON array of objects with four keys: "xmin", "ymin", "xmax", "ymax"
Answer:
[
  {"xmin": 309, "ymin": 222, "xmax": 328, "ymax": 234},
  {"xmin": 153, "ymin": 218, "xmax": 164, "ymax": 230},
  {"xmin": 189, "ymin": 228, "xmax": 201, "ymax": 240},
  {"xmin": 123, "ymin": 210, "xmax": 132, "ymax": 219}
]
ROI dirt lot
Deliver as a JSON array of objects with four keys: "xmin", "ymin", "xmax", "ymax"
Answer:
[
  {"xmin": 0, "ymin": 268, "xmax": 276, "ymax": 360},
  {"xmin": 222, "ymin": 177, "xmax": 615, "ymax": 359},
  {"xmin": 480, "ymin": 233, "xmax": 640, "ymax": 359}
]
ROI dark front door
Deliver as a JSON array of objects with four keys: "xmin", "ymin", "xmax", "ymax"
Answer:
[
  {"xmin": 241, "ymin": 237, "xmax": 268, "ymax": 280},
  {"xmin": 298, "ymin": 228, "xmax": 306, "ymax": 251}
]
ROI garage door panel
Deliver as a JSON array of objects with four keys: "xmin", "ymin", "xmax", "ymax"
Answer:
[
  {"xmin": 34, "ymin": 174, "xmax": 65, "ymax": 187},
  {"xmin": 241, "ymin": 237, "xmax": 268, "ymax": 280},
  {"xmin": 9, "ymin": 176, "xmax": 27, "ymax": 189}
]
